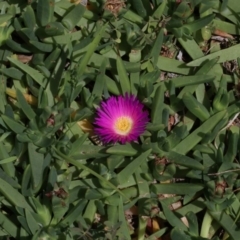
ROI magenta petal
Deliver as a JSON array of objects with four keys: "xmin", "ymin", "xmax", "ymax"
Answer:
[{"xmin": 94, "ymin": 94, "xmax": 149, "ymax": 144}]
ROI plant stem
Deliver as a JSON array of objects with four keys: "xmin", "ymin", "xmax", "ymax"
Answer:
[
  {"xmin": 200, "ymin": 210, "xmax": 213, "ymax": 238},
  {"xmin": 138, "ymin": 216, "xmax": 148, "ymax": 240}
]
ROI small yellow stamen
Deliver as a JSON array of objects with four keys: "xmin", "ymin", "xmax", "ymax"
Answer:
[{"xmin": 114, "ymin": 116, "xmax": 133, "ymax": 136}]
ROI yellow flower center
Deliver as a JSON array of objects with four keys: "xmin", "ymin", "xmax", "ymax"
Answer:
[{"xmin": 114, "ymin": 116, "xmax": 133, "ymax": 135}]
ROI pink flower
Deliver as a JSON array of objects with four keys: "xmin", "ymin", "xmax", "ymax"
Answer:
[{"xmin": 94, "ymin": 94, "xmax": 149, "ymax": 144}]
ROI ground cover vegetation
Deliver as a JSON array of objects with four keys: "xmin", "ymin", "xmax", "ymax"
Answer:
[{"xmin": 0, "ymin": 0, "xmax": 240, "ymax": 239}]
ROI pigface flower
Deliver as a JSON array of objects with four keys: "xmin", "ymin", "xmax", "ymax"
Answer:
[{"xmin": 94, "ymin": 94, "xmax": 148, "ymax": 144}]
